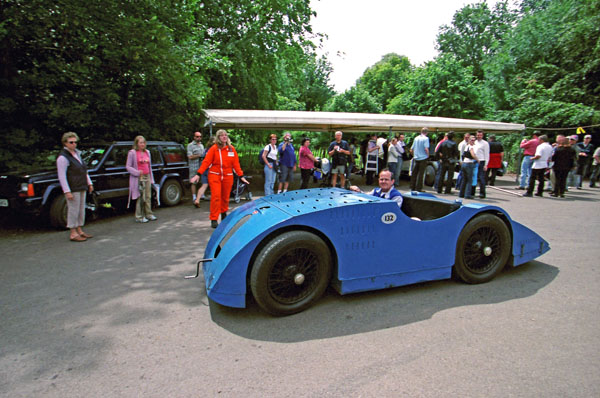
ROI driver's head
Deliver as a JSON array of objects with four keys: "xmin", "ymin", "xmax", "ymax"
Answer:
[{"xmin": 378, "ymin": 169, "xmax": 394, "ymax": 192}]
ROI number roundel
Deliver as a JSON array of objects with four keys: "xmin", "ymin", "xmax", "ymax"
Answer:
[{"xmin": 381, "ymin": 212, "xmax": 397, "ymax": 224}]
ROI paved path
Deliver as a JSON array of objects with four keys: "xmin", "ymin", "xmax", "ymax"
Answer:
[{"xmin": 1, "ymin": 175, "xmax": 599, "ymax": 397}]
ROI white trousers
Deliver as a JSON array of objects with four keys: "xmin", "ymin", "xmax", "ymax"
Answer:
[{"xmin": 66, "ymin": 191, "xmax": 86, "ymax": 229}]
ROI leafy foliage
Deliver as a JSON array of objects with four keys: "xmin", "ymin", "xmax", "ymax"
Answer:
[
  {"xmin": 485, "ymin": 0, "xmax": 600, "ymax": 127},
  {"xmin": 436, "ymin": 1, "xmax": 517, "ymax": 80},
  {"xmin": 0, "ymin": 0, "xmax": 333, "ymax": 171},
  {"xmin": 355, "ymin": 53, "xmax": 412, "ymax": 111},
  {"xmin": 386, "ymin": 55, "xmax": 487, "ymax": 119},
  {"xmin": 324, "ymin": 86, "xmax": 381, "ymax": 114}
]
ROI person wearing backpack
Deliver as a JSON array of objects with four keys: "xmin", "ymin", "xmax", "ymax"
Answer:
[{"xmin": 261, "ymin": 134, "xmax": 279, "ymax": 195}]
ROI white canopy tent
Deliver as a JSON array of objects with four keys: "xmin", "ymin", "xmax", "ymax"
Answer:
[{"xmin": 202, "ymin": 109, "xmax": 525, "ymax": 134}]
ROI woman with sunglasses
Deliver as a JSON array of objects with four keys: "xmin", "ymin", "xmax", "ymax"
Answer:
[{"xmin": 56, "ymin": 132, "xmax": 94, "ymax": 242}]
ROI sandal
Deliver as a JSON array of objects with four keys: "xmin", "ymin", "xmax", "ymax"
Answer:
[
  {"xmin": 80, "ymin": 232, "xmax": 93, "ymax": 239},
  {"xmin": 70, "ymin": 235, "xmax": 87, "ymax": 242}
]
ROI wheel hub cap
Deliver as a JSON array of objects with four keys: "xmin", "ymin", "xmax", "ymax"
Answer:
[
  {"xmin": 294, "ymin": 273, "xmax": 305, "ymax": 285},
  {"xmin": 483, "ymin": 246, "xmax": 492, "ymax": 256}
]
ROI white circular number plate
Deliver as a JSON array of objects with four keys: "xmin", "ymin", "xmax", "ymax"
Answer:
[{"xmin": 381, "ymin": 212, "xmax": 397, "ymax": 224}]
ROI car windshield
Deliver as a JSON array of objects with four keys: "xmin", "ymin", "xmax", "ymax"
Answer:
[{"xmin": 79, "ymin": 146, "xmax": 108, "ymax": 167}]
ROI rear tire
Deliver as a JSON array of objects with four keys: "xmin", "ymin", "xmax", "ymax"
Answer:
[
  {"xmin": 455, "ymin": 214, "xmax": 511, "ymax": 284},
  {"xmin": 160, "ymin": 179, "xmax": 182, "ymax": 206},
  {"xmin": 250, "ymin": 231, "xmax": 332, "ymax": 316}
]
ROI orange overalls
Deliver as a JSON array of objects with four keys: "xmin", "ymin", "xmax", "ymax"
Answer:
[{"xmin": 198, "ymin": 144, "xmax": 244, "ymax": 221}]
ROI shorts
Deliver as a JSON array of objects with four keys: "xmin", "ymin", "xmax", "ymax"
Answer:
[
  {"xmin": 331, "ymin": 164, "xmax": 346, "ymax": 175},
  {"xmin": 191, "ymin": 168, "xmax": 208, "ymax": 185},
  {"xmin": 279, "ymin": 164, "xmax": 294, "ymax": 183}
]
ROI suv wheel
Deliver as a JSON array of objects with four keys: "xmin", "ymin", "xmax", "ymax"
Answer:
[
  {"xmin": 161, "ymin": 179, "xmax": 182, "ymax": 206},
  {"xmin": 49, "ymin": 195, "xmax": 67, "ymax": 229}
]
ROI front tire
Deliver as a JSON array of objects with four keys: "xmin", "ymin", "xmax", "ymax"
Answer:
[
  {"xmin": 455, "ymin": 214, "xmax": 511, "ymax": 284},
  {"xmin": 160, "ymin": 179, "xmax": 182, "ymax": 206},
  {"xmin": 250, "ymin": 231, "xmax": 332, "ymax": 316},
  {"xmin": 49, "ymin": 195, "xmax": 67, "ymax": 229}
]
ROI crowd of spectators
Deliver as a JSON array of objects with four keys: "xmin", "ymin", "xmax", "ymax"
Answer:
[{"xmin": 259, "ymin": 129, "xmax": 598, "ymax": 201}]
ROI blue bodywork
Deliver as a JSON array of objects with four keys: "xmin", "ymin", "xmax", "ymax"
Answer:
[{"xmin": 201, "ymin": 188, "xmax": 549, "ymax": 309}]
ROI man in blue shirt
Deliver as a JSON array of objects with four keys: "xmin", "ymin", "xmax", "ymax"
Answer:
[
  {"xmin": 277, "ymin": 133, "xmax": 297, "ymax": 193},
  {"xmin": 349, "ymin": 169, "xmax": 403, "ymax": 207},
  {"xmin": 410, "ymin": 127, "xmax": 430, "ymax": 192}
]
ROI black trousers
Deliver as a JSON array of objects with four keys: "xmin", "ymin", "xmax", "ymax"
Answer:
[
  {"xmin": 410, "ymin": 159, "xmax": 428, "ymax": 191},
  {"xmin": 527, "ymin": 168, "xmax": 545, "ymax": 195},
  {"xmin": 553, "ymin": 169, "xmax": 568, "ymax": 196},
  {"xmin": 437, "ymin": 161, "xmax": 454, "ymax": 193},
  {"xmin": 486, "ymin": 168, "xmax": 499, "ymax": 185},
  {"xmin": 300, "ymin": 168, "xmax": 312, "ymax": 189}
]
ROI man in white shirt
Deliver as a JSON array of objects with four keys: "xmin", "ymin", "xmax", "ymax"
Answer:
[
  {"xmin": 523, "ymin": 135, "xmax": 553, "ymax": 197},
  {"xmin": 473, "ymin": 130, "xmax": 490, "ymax": 198}
]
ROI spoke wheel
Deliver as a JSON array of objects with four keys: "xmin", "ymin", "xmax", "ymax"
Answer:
[
  {"xmin": 455, "ymin": 214, "xmax": 511, "ymax": 284},
  {"xmin": 251, "ymin": 231, "xmax": 332, "ymax": 316}
]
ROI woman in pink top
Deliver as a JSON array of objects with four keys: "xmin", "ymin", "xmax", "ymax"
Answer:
[
  {"xmin": 126, "ymin": 136, "xmax": 156, "ymax": 223},
  {"xmin": 299, "ymin": 137, "xmax": 317, "ymax": 189}
]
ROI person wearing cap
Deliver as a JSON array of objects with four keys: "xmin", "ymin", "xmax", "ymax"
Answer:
[
  {"xmin": 517, "ymin": 132, "xmax": 540, "ymax": 190},
  {"xmin": 575, "ymin": 134, "xmax": 595, "ymax": 189}
]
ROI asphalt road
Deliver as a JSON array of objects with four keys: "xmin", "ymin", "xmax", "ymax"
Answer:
[{"xmin": 1, "ymin": 175, "xmax": 599, "ymax": 397}]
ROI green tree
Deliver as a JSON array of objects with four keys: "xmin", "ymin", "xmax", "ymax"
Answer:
[
  {"xmin": 0, "ymin": 0, "xmax": 209, "ymax": 170},
  {"xmin": 436, "ymin": 1, "xmax": 517, "ymax": 80},
  {"xmin": 0, "ymin": 0, "xmax": 323, "ymax": 170},
  {"xmin": 196, "ymin": 0, "xmax": 316, "ymax": 110},
  {"xmin": 324, "ymin": 86, "xmax": 381, "ymax": 114},
  {"xmin": 355, "ymin": 53, "xmax": 412, "ymax": 111},
  {"xmin": 485, "ymin": 0, "xmax": 600, "ymax": 127},
  {"xmin": 387, "ymin": 55, "xmax": 487, "ymax": 118}
]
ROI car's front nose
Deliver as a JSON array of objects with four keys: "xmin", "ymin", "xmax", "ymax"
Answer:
[{"xmin": 201, "ymin": 198, "xmax": 290, "ymax": 308}]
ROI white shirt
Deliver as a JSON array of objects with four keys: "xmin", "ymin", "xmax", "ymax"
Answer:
[
  {"xmin": 376, "ymin": 137, "xmax": 387, "ymax": 159},
  {"xmin": 462, "ymin": 144, "xmax": 477, "ymax": 163},
  {"xmin": 532, "ymin": 142, "xmax": 553, "ymax": 169},
  {"xmin": 263, "ymin": 144, "xmax": 278, "ymax": 162},
  {"xmin": 458, "ymin": 139, "xmax": 469, "ymax": 155},
  {"xmin": 473, "ymin": 139, "xmax": 490, "ymax": 167},
  {"xmin": 396, "ymin": 142, "xmax": 406, "ymax": 154}
]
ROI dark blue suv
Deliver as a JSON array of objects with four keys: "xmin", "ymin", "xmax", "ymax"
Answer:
[{"xmin": 0, "ymin": 141, "xmax": 189, "ymax": 228}]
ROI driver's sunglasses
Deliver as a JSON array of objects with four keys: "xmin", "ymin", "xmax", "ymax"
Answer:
[{"xmin": 68, "ymin": 140, "xmax": 78, "ymax": 144}]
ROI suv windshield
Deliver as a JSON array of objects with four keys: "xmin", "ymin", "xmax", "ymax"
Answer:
[{"xmin": 80, "ymin": 146, "xmax": 108, "ymax": 167}]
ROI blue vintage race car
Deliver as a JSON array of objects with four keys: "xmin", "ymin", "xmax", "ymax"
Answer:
[{"xmin": 188, "ymin": 188, "xmax": 549, "ymax": 316}]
